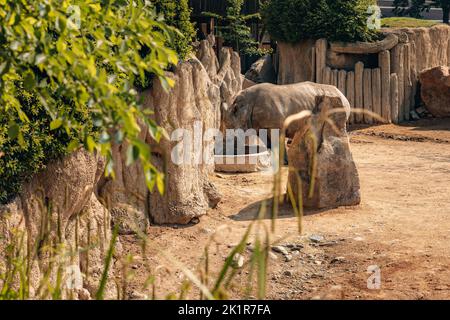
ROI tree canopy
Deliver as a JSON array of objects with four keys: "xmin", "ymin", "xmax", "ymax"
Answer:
[{"xmin": 261, "ymin": 0, "xmax": 379, "ymax": 43}]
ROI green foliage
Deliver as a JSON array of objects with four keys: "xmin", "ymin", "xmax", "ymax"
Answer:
[
  {"xmin": 261, "ymin": 0, "xmax": 380, "ymax": 43},
  {"xmin": 0, "ymin": 0, "xmax": 179, "ymax": 204},
  {"xmin": 327, "ymin": 0, "xmax": 379, "ymax": 42},
  {"xmin": 0, "ymin": 84, "xmax": 92, "ymax": 204},
  {"xmin": 151, "ymin": 0, "xmax": 196, "ymax": 59},
  {"xmin": 204, "ymin": 0, "xmax": 268, "ymax": 57},
  {"xmin": 134, "ymin": 0, "xmax": 196, "ymax": 89},
  {"xmin": 359, "ymin": 0, "xmax": 378, "ymax": 10}
]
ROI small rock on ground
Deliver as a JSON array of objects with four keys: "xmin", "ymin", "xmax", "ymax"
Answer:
[
  {"xmin": 330, "ymin": 256, "xmax": 346, "ymax": 264},
  {"xmin": 272, "ymin": 245, "xmax": 289, "ymax": 256},
  {"xmin": 309, "ymin": 235, "xmax": 324, "ymax": 243}
]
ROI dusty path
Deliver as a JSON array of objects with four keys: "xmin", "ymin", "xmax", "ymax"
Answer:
[{"xmin": 122, "ymin": 119, "xmax": 450, "ymax": 300}]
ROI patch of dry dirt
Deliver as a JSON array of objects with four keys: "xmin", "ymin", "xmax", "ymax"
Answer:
[{"xmin": 121, "ymin": 118, "xmax": 450, "ymax": 300}]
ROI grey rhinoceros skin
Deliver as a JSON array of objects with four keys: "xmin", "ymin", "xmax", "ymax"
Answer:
[{"xmin": 223, "ymin": 81, "xmax": 351, "ymax": 138}]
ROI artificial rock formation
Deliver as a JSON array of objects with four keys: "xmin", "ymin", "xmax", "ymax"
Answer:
[
  {"xmin": 287, "ymin": 96, "xmax": 361, "ymax": 210},
  {"xmin": 397, "ymin": 25, "xmax": 450, "ymax": 78},
  {"xmin": 0, "ymin": 36, "xmax": 242, "ymax": 300},
  {"xmin": 419, "ymin": 66, "xmax": 450, "ymax": 118},
  {"xmin": 0, "ymin": 149, "xmax": 116, "ymax": 299},
  {"xmin": 196, "ymin": 34, "xmax": 220, "ymax": 81},
  {"xmin": 100, "ymin": 36, "xmax": 241, "ymax": 226},
  {"xmin": 196, "ymin": 35, "xmax": 243, "ymax": 110},
  {"xmin": 97, "ymin": 129, "xmax": 151, "ymax": 235},
  {"xmin": 245, "ymin": 55, "xmax": 277, "ymax": 84},
  {"xmin": 330, "ymin": 34, "xmax": 399, "ymax": 55},
  {"xmin": 143, "ymin": 57, "xmax": 222, "ymax": 225}
]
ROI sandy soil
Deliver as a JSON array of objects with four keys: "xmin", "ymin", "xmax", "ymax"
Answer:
[{"xmin": 120, "ymin": 118, "xmax": 450, "ymax": 300}]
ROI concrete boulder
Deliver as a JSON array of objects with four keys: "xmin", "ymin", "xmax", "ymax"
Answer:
[
  {"xmin": 197, "ymin": 35, "xmax": 243, "ymax": 109},
  {"xmin": 287, "ymin": 95, "xmax": 361, "ymax": 210},
  {"xmin": 419, "ymin": 66, "xmax": 450, "ymax": 118},
  {"xmin": 142, "ymin": 57, "xmax": 222, "ymax": 225},
  {"xmin": 0, "ymin": 149, "xmax": 117, "ymax": 299},
  {"xmin": 99, "ymin": 38, "xmax": 245, "ymax": 226},
  {"xmin": 99, "ymin": 57, "xmax": 223, "ymax": 226},
  {"xmin": 245, "ymin": 55, "xmax": 277, "ymax": 84}
]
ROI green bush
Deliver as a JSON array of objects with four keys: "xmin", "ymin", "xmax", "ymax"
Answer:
[
  {"xmin": 204, "ymin": 0, "xmax": 268, "ymax": 57},
  {"xmin": 0, "ymin": 85, "xmax": 91, "ymax": 204},
  {"xmin": 262, "ymin": 0, "xmax": 379, "ymax": 43},
  {"xmin": 1, "ymin": 1, "xmax": 178, "ymax": 204},
  {"xmin": 152, "ymin": 0, "xmax": 196, "ymax": 60},
  {"xmin": 359, "ymin": 0, "xmax": 378, "ymax": 10},
  {"xmin": 134, "ymin": 0, "xmax": 196, "ymax": 89}
]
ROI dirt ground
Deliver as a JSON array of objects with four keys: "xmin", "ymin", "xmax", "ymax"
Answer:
[{"xmin": 121, "ymin": 118, "xmax": 450, "ymax": 300}]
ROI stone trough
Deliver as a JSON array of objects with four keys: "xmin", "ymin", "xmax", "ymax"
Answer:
[{"xmin": 215, "ymin": 141, "xmax": 273, "ymax": 173}]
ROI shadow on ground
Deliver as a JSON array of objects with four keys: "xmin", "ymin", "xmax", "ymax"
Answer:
[{"xmin": 229, "ymin": 195, "xmax": 332, "ymax": 221}]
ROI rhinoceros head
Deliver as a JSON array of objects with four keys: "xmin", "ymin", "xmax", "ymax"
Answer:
[{"xmin": 221, "ymin": 93, "xmax": 251, "ymax": 131}]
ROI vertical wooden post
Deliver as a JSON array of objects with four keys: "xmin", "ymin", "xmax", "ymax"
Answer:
[
  {"xmin": 379, "ymin": 50, "xmax": 391, "ymax": 123},
  {"xmin": 390, "ymin": 73, "xmax": 399, "ymax": 124},
  {"xmin": 311, "ymin": 46, "xmax": 316, "ymax": 82},
  {"xmin": 410, "ymin": 41, "xmax": 417, "ymax": 112},
  {"xmin": 331, "ymin": 69, "xmax": 338, "ymax": 87},
  {"xmin": 372, "ymin": 68, "xmax": 382, "ymax": 123},
  {"xmin": 404, "ymin": 43, "xmax": 411, "ymax": 121},
  {"xmin": 315, "ymin": 39, "xmax": 327, "ymax": 84},
  {"xmin": 346, "ymin": 71, "xmax": 355, "ymax": 125},
  {"xmin": 322, "ymin": 67, "xmax": 332, "ymax": 85},
  {"xmin": 355, "ymin": 62, "xmax": 364, "ymax": 124},
  {"xmin": 391, "ymin": 44, "xmax": 405, "ymax": 122},
  {"xmin": 363, "ymin": 69, "xmax": 373, "ymax": 124},
  {"xmin": 338, "ymin": 70, "xmax": 347, "ymax": 96},
  {"xmin": 201, "ymin": 23, "xmax": 208, "ymax": 37}
]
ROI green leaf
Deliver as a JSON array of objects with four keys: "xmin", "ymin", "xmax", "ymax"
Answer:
[
  {"xmin": 23, "ymin": 72, "xmax": 36, "ymax": 90},
  {"xmin": 67, "ymin": 139, "xmax": 80, "ymax": 152},
  {"xmin": 85, "ymin": 136, "xmax": 96, "ymax": 152},
  {"xmin": 0, "ymin": 61, "xmax": 10, "ymax": 75},
  {"xmin": 7, "ymin": 122, "xmax": 19, "ymax": 139},
  {"xmin": 156, "ymin": 173, "xmax": 165, "ymax": 194},
  {"xmin": 50, "ymin": 118, "xmax": 63, "ymax": 130}
]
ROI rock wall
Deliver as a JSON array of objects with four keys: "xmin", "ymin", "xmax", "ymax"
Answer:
[
  {"xmin": 0, "ymin": 35, "xmax": 243, "ymax": 298},
  {"xmin": 245, "ymin": 55, "xmax": 277, "ymax": 84},
  {"xmin": 0, "ymin": 149, "xmax": 115, "ymax": 299},
  {"xmin": 142, "ymin": 57, "xmax": 222, "ymax": 225},
  {"xmin": 98, "ymin": 36, "xmax": 242, "ymax": 226},
  {"xmin": 196, "ymin": 35, "xmax": 243, "ymax": 111},
  {"xmin": 400, "ymin": 25, "xmax": 450, "ymax": 75}
]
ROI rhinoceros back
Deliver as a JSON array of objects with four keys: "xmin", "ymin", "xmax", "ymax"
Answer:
[{"xmin": 247, "ymin": 81, "xmax": 350, "ymax": 133}]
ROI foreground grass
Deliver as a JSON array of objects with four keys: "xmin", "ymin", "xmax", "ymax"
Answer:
[{"xmin": 381, "ymin": 17, "xmax": 441, "ymax": 28}]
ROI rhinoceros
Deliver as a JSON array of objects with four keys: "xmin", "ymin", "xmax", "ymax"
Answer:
[{"xmin": 222, "ymin": 81, "xmax": 351, "ymax": 139}]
